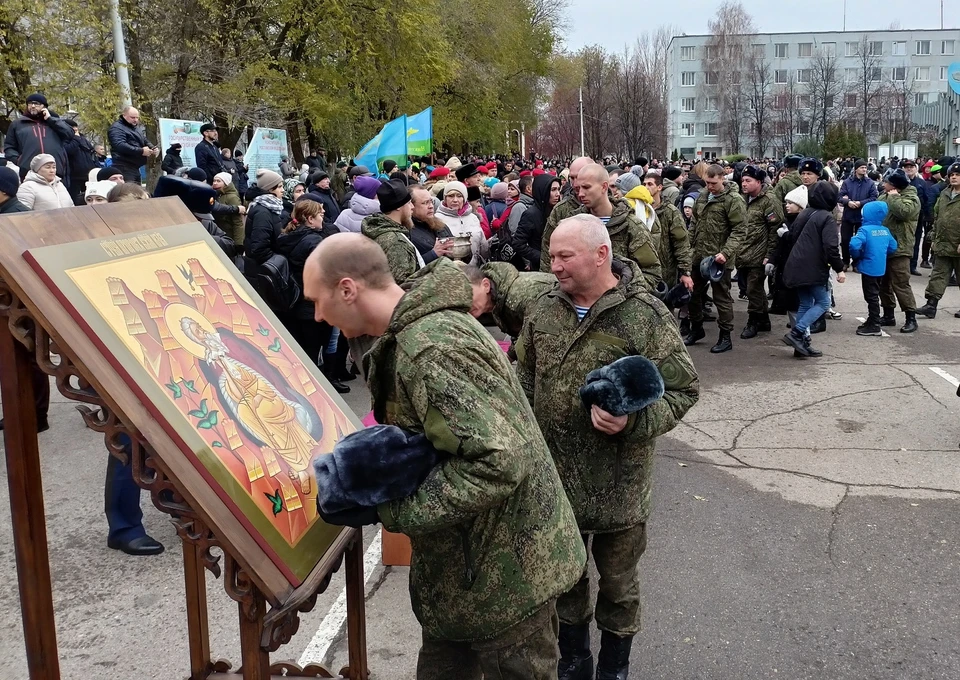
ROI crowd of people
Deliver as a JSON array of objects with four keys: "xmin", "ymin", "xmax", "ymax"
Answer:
[{"xmin": 4, "ymin": 91, "xmax": 960, "ymax": 679}]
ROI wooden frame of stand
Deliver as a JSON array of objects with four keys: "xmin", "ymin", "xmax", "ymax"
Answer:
[{"xmin": 0, "ymin": 199, "xmax": 369, "ymax": 680}]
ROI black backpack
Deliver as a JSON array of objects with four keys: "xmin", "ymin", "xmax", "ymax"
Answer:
[{"xmin": 243, "ymin": 253, "xmax": 300, "ymax": 314}]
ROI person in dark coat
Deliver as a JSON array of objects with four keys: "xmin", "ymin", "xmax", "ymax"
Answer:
[
  {"xmin": 194, "ymin": 124, "xmax": 226, "ymax": 183},
  {"xmin": 107, "ymin": 106, "xmax": 158, "ymax": 182},
  {"xmin": 0, "ymin": 166, "xmax": 29, "ymax": 215},
  {"xmin": 305, "ymin": 170, "xmax": 342, "ymax": 222},
  {"xmin": 245, "ymin": 170, "xmax": 290, "ymax": 264},
  {"xmin": 63, "ymin": 119, "xmax": 100, "ymax": 205},
  {"xmin": 161, "ymin": 144, "xmax": 184, "ymax": 175},
  {"xmin": 837, "ymin": 159, "xmax": 878, "ymax": 269},
  {"xmin": 409, "ymin": 186, "xmax": 454, "ymax": 263},
  {"xmin": 782, "ymin": 181, "xmax": 845, "ymax": 358},
  {"xmin": 152, "ymin": 175, "xmax": 236, "ymax": 257},
  {"xmin": 514, "ymin": 174, "xmax": 560, "ymax": 270},
  {"xmin": 232, "ymin": 151, "xmax": 250, "ymax": 195},
  {"xmin": 3, "ymin": 93, "xmax": 75, "ymax": 180}
]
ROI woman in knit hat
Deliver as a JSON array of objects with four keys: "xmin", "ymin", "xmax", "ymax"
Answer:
[
  {"xmin": 485, "ymin": 181, "xmax": 509, "ymax": 223},
  {"xmin": 435, "ymin": 180, "xmax": 487, "ymax": 264},
  {"xmin": 768, "ymin": 185, "xmax": 808, "ymax": 327},
  {"xmin": 245, "ymin": 169, "xmax": 290, "ymax": 265},
  {"xmin": 16, "ymin": 154, "xmax": 72, "ymax": 210},
  {"xmin": 212, "ymin": 171, "xmax": 245, "ymax": 245},
  {"xmin": 334, "ymin": 175, "xmax": 381, "ymax": 233}
]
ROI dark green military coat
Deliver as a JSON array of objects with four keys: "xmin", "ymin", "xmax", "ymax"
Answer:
[
  {"xmin": 539, "ymin": 194, "xmax": 584, "ymax": 272},
  {"xmin": 930, "ymin": 188, "xmax": 960, "ymax": 257},
  {"xmin": 516, "ymin": 258, "xmax": 700, "ymax": 533},
  {"xmin": 362, "ymin": 213, "xmax": 421, "ymax": 284},
  {"xmin": 653, "ymin": 201, "xmax": 693, "ymax": 284},
  {"xmin": 878, "ymin": 185, "xmax": 921, "ymax": 258},
  {"xmin": 480, "ymin": 262, "xmax": 555, "ymax": 337},
  {"xmin": 691, "ymin": 184, "xmax": 748, "ymax": 268},
  {"xmin": 773, "ymin": 170, "xmax": 802, "ymax": 206},
  {"xmin": 740, "ymin": 186, "xmax": 785, "ymax": 266},
  {"xmin": 368, "ymin": 259, "xmax": 586, "ymax": 642}
]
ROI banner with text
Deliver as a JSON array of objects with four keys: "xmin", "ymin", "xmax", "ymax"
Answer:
[
  {"xmin": 158, "ymin": 118, "xmax": 205, "ymax": 169},
  {"xmin": 245, "ymin": 128, "xmax": 289, "ymax": 184},
  {"xmin": 406, "ymin": 107, "xmax": 433, "ymax": 157}
]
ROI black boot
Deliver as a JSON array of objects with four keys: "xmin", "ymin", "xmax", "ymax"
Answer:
[
  {"xmin": 809, "ymin": 314, "xmax": 826, "ymax": 334},
  {"xmin": 557, "ymin": 623, "xmax": 593, "ymax": 680},
  {"xmin": 596, "ymin": 631, "xmax": 633, "ymax": 680},
  {"xmin": 740, "ymin": 313, "xmax": 758, "ymax": 339},
  {"xmin": 710, "ymin": 330, "xmax": 733, "ymax": 353},
  {"xmin": 856, "ymin": 318, "xmax": 882, "ymax": 336},
  {"xmin": 320, "ymin": 360, "xmax": 351, "ymax": 394},
  {"xmin": 678, "ymin": 317, "xmax": 690, "ymax": 337},
  {"xmin": 701, "ymin": 307, "xmax": 716, "ymax": 322},
  {"xmin": 755, "ymin": 313, "xmax": 772, "ymax": 332},
  {"xmin": 803, "ymin": 334, "xmax": 823, "ymax": 357},
  {"xmin": 782, "ymin": 328, "xmax": 810, "ymax": 357},
  {"xmin": 880, "ymin": 307, "xmax": 897, "ymax": 327},
  {"xmin": 900, "ymin": 310, "xmax": 918, "ymax": 333},
  {"xmin": 918, "ymin": 298, "xmax": 938, "ymax": 318},
  {"xmin": 683, "ymin": 323, "xmax": 706, "ymax": 346}
]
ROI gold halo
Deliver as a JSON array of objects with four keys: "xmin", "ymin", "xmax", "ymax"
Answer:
[{"xmin": 164, "ymin": 303, "xmax": 218, "ymax": 359}]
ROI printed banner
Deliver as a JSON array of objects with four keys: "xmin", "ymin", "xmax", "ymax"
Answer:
[
  {"xmin": 245, "ymin": 128, "xmax": 289, "ymax": 184},
  {"xmin": 158, "ymin": 118, "xmax": 205, "ymax": 170},
  {"xmin": 406, "ymin": 107, "xmax": 433, "ymax": 157}
]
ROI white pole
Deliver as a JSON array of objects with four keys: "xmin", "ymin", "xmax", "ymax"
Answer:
[
  {"xmin": 579, "ymin": 87, "xmax": 585, "ymax": 157},
  {"xmin": 110, "ymin": 0, "xmax": 132, "ymax": 106},
  {"xmin": 521, "ymin": 122, "xmax": 526, "ymax": 160}
]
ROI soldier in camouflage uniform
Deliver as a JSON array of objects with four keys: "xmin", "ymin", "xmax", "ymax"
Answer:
[
  {"xmin": 685, "ymin": 163, "xmax": 748, "ymax": 354},
  {"xmin": 361, "ymin": 180, "xmax": 423, "ymax": 285},
  {"xmin": 642, "ymin": 172, "xmax": 693, "ymax": 288},
  {"xmin": 772, "ymin": 154, "xmax": 803, "ymax": 207},
  {"xmin": 877, "ymin": 170, "xmax": 921, "ymax": 332},
  {"xmin": 517, "ymin": 215, "xmax": 700, "ymax": 680},
  {"xmin": 540, "ymin": 164, "xmax": 662, "ymax": 291},
  {"xmin": 919, "ymin": 163, "xmax": 960, "ymax": 318},
  {"xmin": 303, "ymin": 234, "xmax": 586, "ymax": 680},
  {"xmin": 539, "ymin": 156, "xmax": 595, "ymax": 272},
  {"xmin": 737, "ymin": 165, "xmax": 785, "ymax": 339},
  {"xmin": 459, "ymin": 261, "xmax": 556, "ymax": 337}
]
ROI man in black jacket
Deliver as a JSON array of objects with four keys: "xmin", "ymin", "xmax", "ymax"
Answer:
[
  {"xmin": 194, "ymin": 123, "xmax": 226, "ymax": 183},
  {"xmin": 3, "ymin": 93, "xmax": 75, "ymax": 180},
  {"xmin": 161, "ymin": 143, "xmax": 184, "ymax": 175},
  {"xmin": 306, "ymin": 170, "xmax": 342, "ymax": 222},
  {"xmin": 64, "ymin": 120, "xmax": 100, "ymax": 205},
  {"xmin": 515, "ymin": 174, "xmax": 560, "ymax": 270},
  {"xmin": 409, "ymin": 186, "xmax": 454, "ymax": 263},
  {"xmin": 107, "ymin": 106, "xmax": 158, "ymax": 183}
]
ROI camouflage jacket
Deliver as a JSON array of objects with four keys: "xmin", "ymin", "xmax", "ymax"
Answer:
[
  {"xmin": 539, "ymin": 198, "xmax": 663, "ymax": 290},
  {"xmin": 772, "ymin": 171, "xmax": 802, "ymax": 206},
  {"xmin": 653, "ymin": 201, "xmax": 693, "ymax": 283},
  {"xmin": 480, "ymin": 262, "xmax": 556, "ymax": 337},
  {"xmin": 516, "ymin": 258, "xmax": 700, "ymax": 532},
  {"xmin": 878, "ymin": 185, "xmax": 920, "ymax": 258},
  {"xmin": 740, "ymin": 186, "xmax": 785, "ymax": 266},
  {"xmin": 661, "ymin": 178, "xmax": 681, "ymax": 208},
  {"xmin": 362, "ymin": 213, "xmax": 421, "ymax": 284},
  {"xmin": 930, "ymin": 188, "xmax": 960, "ymax": 257},
  {"xmin": 539, "ymin": 194, "xmax": 584, "ymax": 272},
  {"xmin": 367, "ymin": 259, "xmax": 585, "ymax": 642},
  {"xmin": 691, "ymin": 184, "xmax": 748, "ymax": 268}
]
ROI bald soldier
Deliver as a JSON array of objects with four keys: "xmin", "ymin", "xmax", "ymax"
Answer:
[
  {"xmin": 517, "ymin": 215, "xmax": 699, "ymax": 680},
  {"xmin": 303, "ymin": 233, "xmax": 585, "ymax": 680},
  {"xmin": 540, "ymin": 156, "xmax": 594, "ymax": 272}
]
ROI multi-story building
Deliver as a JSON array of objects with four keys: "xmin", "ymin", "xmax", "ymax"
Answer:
[{"xmin": 666, "ymin": 29, "xmax": 959, "ymax": 160}]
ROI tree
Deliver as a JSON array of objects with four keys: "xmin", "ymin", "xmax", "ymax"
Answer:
[
  {"xmin": 579, "ymin": 46, "xmax": 616, "ymax": 159},
  {"xmin": 744, "ymin": 54, "xmax": 773, "ymax": 157},
  {"xmin": 703, "ymin": 0, "xmax": 755, "ymax": 154},
  {"xmin": 852, "ymin": 34, "xmax": 885, "ymax": 139},
  {"xmin": 610, "ymin": 28, "xmax": 672, "ymax": 159},
  {"xmin": 772, "ymin": 80, "xmax": 798, "ymax": 156},
  {"xmin": 806, "ymin": 47, "xmax": 843, "ymax": 145}
]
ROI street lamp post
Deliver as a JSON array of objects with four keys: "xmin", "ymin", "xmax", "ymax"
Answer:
[{"xmin": 109, "ymin": 0, "xmax": 132, "ymax": 106}]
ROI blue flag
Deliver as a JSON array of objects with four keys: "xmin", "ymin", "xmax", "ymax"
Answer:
[
  {"xmin": 354, "ymin": 115, "xmax": 409, "ymax": 175},
  {"xmin": 406, "ymin": 108, "xmax": 432, "ymax": 156}
]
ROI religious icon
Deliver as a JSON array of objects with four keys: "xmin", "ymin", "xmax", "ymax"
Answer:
[{"xmin": 25, "ymin": 225, "xmax": 360, "ymax": 585}]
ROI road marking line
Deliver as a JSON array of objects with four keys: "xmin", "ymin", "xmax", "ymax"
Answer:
[
  {"xmin": 298, "ymin": 529, "xmax": 383, "ymax": 667},
  {"xmin": 854, "ymin": 317, "xmax": 889, "ymax": 337},
  {"xmin": 929, "ymin": 366, "xmax": 960, "ymax": 388}
]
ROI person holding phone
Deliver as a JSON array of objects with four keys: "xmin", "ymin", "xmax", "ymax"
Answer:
[{"xmin": 3, "ymin": 93, "xmax": 75, "ymax": 180}]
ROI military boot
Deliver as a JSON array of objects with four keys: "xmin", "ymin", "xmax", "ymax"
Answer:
[
  {"xmin": 710, "ymin": 330, "xmax": 733, "ymax": 353},
  {"xmin": 918, "ymin": 298, "xmax": 938, "ymax": 318},
  {"xmin": 809, "ymin": 314, "xmax": 827, "ymax": 334},
  {"xmin": 683, "ymin": 323, "xmax": 706, "ymax": 346},
  {"xmin": 740, "ymin": 313, "xmax": 758, "ymax": 339},
  {"xmin": 678, "ymin": 317, "xmax": 691, "ymax": 337},
  {"xmin": 880, "ymin": 307, "xmax": 897, "ymax": 327},
  {"xmin": 755, "ymin": 313, "xmax": 772, "ymax": 332},
  {"xmin": 900, "ymin": 310, "xmax": 918, "ymax": 333},
  {"xmin": 596, "ymin": 631, "xmax": 633, "ymax": 680},
  {"xmin": 783, "ymin": 328, "xmax": 810, "ymax": 357},
  {"xmin": 802, "ymin": 334, "xmax": 823, "ymax": 357},
  {"xmin": 558, "ymin": 623, "xmax": 593, "ymax": 680}
]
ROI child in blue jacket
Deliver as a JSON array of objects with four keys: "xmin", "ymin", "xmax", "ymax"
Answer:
[{"xmin": 849, "ymin": 201, "xmax": 897, "ymax": 336}]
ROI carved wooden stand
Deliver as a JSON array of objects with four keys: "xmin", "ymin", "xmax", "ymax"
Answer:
[{"xmin": 0, "ymin": 201, "xmax": 369, "ymax": 680}]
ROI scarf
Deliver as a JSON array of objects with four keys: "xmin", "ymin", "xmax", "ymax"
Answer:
[{"xmin": 253, "ymin": 193, "xmax": 284, "ymax": 214}]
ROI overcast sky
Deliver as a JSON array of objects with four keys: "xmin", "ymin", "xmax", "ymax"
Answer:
[{"xmin": 561, "ymin": 0, "xmax": 959, "ymax": 51}]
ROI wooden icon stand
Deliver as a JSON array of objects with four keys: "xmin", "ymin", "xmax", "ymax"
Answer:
[{"xmin": 0, "ymin": 199, "xmax": 369, "ymax": 680}]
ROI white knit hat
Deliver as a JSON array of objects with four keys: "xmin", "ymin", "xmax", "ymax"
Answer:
[
  {"xmin": 784, "ymin": 185, "xmax": 808, "ymax": 210},
  {"xmin": 213, "ymin": 172, "xmax": 232, "ymax": 186}
]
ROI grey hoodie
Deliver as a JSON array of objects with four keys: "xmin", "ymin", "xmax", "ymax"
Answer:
[{"xmin": 507, "ymin": 193, "xmax": 535, "ymax": 235}]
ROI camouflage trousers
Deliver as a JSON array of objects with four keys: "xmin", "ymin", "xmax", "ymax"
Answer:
[
  {"xmin": 741, "ymin": 266, "xmax": 769, "ymax": 316},
  {"xmin": 557, "ymin": 523, "xmax": 648, "ymax": 637},
  {"xmin": 924, "ymin": 256, "xmax": 960, "ymax": 301},
  {"xmin": 416, "ymin": 600, "xmax": 560, "ymax": 680}
]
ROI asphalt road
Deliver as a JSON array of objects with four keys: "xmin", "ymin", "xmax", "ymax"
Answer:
[{"xmin": 2, "ymin": 267, "xmax": 960, "ymax": 679}]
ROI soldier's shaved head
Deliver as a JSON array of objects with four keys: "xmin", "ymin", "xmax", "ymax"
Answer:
[
  {"xmin": 305, "ymin": 232, "xmax": 394, "ymax": 291},
  {"xmin": 577, "ymin": 163, "xmax": 610, "ymax": 184},
  {"xmin": 568, "ymin": 156, "xmax": 594, "ymax": 179},
  {"xmin": 550, "ymin": 214, "xmax": 616, "ymax": 300},
  {"xmin": 555, "ymin": 215, "xmax": 612, "ymax": 259}
]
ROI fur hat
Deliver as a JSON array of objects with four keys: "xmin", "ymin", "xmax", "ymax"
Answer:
[
  {"xmin": 798, "ymin": 157, "xmax": 823, "ymax": 175},
  {"xmin": 662, "ymin": 166, "xmax": 683, "ymax": 181},
  {"xmin": 615, "ymin": 172, "xmax": 641, "ymax": 194},
  {"xmin": 741, "ymin": 165, "xmax": 766, "ymax": 183},
  {"xmin": 213, "ymin": 172, "xmax": 232, "ymax": 186},
  {"xmin": 948, "ymin": 163, "xmax": 960, "ymax": 177},
  {"xmin": 376, "ymin": 179, "xmax": 411, "ymax": 213},
  {"xmin": 885, "ymin": 170, "xmax": 909, "ymax": 190},
  {"xmin": 784, "ymin": 185, "xmax": 808, "ymax": 210},
  {"xmin": 783, "ymin": 154, "xmax": 803, "ymax": 169},
  {"xmin": 455, "ymin": 163, "xmax": 479, "ymax": 182},
  {"xmin": 579, "ymin": 355, "xmax": 665, "ymax": 417},
  {"xmin": 25, "ymin": 93, "xmax": 47, "ymax": 106},
  {"xmin": 0, "ymin": 166, "xmax": 20, "ymax": 197},
  {"xmin": 30, "ymin": 153, "xmax": 56, "ymax": 172},
  {"xmin": 153, "ymin": 175, "xmax": 218, "ymax": 213},
  {"xmin": 353, "ymin": 175, "xmax": 380, "ymax": 200},
  {"xmin": 256, "ymin": 169, "xmax": 284, "ymax": 191}
]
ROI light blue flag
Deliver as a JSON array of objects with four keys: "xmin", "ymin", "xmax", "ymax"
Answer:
[
  {"xmin": 353, "ymin": 115, "xmax": 409, "ymax": 174},
  {"xmin": 406, "ymin": 108, "xmax": 432, "ymax": 157}
]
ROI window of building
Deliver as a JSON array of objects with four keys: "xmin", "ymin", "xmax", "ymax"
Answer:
[
  {"xmin": 705, "ymin": 45, "xmax": 718, "ymax": 60},
  {"xmin": 825, "ymin": 95, "xmax": 835, "ymax": 108},
  {"xmin": 797, "ymin": 120, "xmax": 812, "ymax": 135},
  {"xmin": 705, "ymin": 96, "xmax": 719, "ymax": 111},
  {"xmin": 705, "ymin": 71, "xmax": 719, "ymax": 85},
  {"xmin": 893, "ymin": 41, "xmax": 906, "ymax": 56},
  {"xmin": 868, "ymin": 41, "xmax": 883, "ymax": 56},
  {"xmin": 915, "ymin": 92, "xmax": 930, "ymax": 106},
  {"xmin": 774, "ymin": 43, "xmax": 788, "ymax": 58},
  {"xmin": 752, "ymin": 44, "xmax": 765, "ymax": 58},
  {"xmin": 774, "ymin": 94, "xmax": 790, "ymax": 109},
  {"xmin": 681, "ymin": 71, "xmax": 696, "ymax": 87},
  {"xmin": 797, "ymin": 94, "xmax": 811, "ymax": 109},
  {"xmin": 797, "ymin": 69, "xmax": 811, "ymax": 83},
  {"xmin": 943, "ymin": 40, "xmax": 956, "ymax": 56},
  {"xmin": 915, "ymin": 66, "xmax": 930, "ymax": 81},
  {"xmin": 681, "ymin": 122, "xmax": 696, "ymax": 137},
  {"xmin": 681, "ymin": 46, "xmax": 695, "ymax": 61},
  {"xmin": 868, "ymin": 67, "xmax": 882, "ymax": 82},
  {"xmin": 798, "ymin": 42, "xmax": 813, "ymax": 58},
  {"xmin": 942, "ymin": 66, "xmax": 949, "ymax": 81},
  {"xmin": 845, "ymin": 42, "xmax": 860, "ymax": 56},
  {"xmin": 774, "ymin": 121, "xmax": 787, "ymax": 135},
  {"xmin": 681, "ymin": 97, "xmax": 696, "ymax": 112},
  {"xmin": 892, "ymin": 66, "xmax": 906, "ymax": 81},
  {"xmin": 704, "ymin": 122, "xmax": 719, "ymax": 137},
  {"xmin": 845, "ymin": 93, "xmax": 857, "ymax": 108},
  {"xmin": 845, "ymin": 68, "xmax": 858, "ymax": 82},
  {"xmin": 916, "ymin": 40, "xmax": 931, "ymax": 55},
  {"xmin": 730, "ymin": 71, "xmax": 741, "ymax": 84},
  {"xmin": 821, "ymin": 42, "xmax": 837, "ymax": 57},
  {"xmin": 774, "ymin": 69, "xmax": 788, "ymax": 84},
  {"xmin": 868, "ymin": 121, "xmax": 880, "ymax": 134}
]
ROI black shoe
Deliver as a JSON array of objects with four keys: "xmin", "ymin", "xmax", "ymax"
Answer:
[
  {"xmin": 335, "ymin": 369, "xmax": 357, "ymax": 382},
  {"xmin": 755, "ymin": 314, "xmax": 772, "ymax": 332},
  {"xmin": 596, "ymin": 631, "xmax": 633, "ymax": 680},
  {"xmin": 783, "ymin": 329, "xmax": 809, "ymax": 356},
  {"xmin": 918, "ymin": 299, "xmax": 938, "ymax": 318},
  {"xmin": 950, "ymin": 276, "xmax": 957, "ymax": 286},
  {"xmin": 0, "ymin": 417, "xmax": 49, "ymax": 433},
  {"xmin": 710, "ymin": 330, "xmax": 733, "ymax": 353},
  {"xmin": 911, "ymin": 268, "xmax": 921, "ymax": 276},
  {"xmin": 921, "ymin": 260, "xmax": 932, "ymax": 269},
  {"xmin": 740, "ymin": 321, "xmax": 758, "ymax": 339},
  {"xmin": 701, "ymin": 309, "xmax": 716, "ymax": 322},
  {"xmin": 856, "ymin": 321, "xmax": 882, "ymax": 336},
  {"xmin": 803, "ymin": 335, "xmax": 823, "ymax": 357},
  {"xmin": 558, "ymin": 623, "xmax": 593, "ymax": 680},
  {"xmin": 900, "ymin": 311, "xmax": 918, "ymax": 333},
  {"xmin": 683, "ymin": 325, "xmax": 706, "ymax": 346},
  {"xmin": 809, "ymin": 314, "xmax": 826, "ymax": 334},
  {"xmin": 108, "ymin": 535, "xmax": 165, "ymax": 556},
  {"xmin": 738, "ymin": 291, "xmax": 748, "ymax": 300},
  {"xmin": 879, "ymin": 308, "xmax": 897, "ymax": 327},
  {"xmin": 329, "ymin": 380, "xmax": 351, "ymax": 394},
  {"xmin": 954, "ymin": 310, "xmax": 960, "ymax": 319},
  {"xmin": 678, "ymin": 317, "xmax": 691, "ymax": 336}
]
